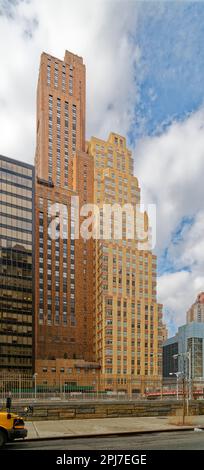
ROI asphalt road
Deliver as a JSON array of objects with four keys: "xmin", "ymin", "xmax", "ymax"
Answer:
[{"xmin": 6, "ymin": 431, "xmax": 204, "ymax": 450}]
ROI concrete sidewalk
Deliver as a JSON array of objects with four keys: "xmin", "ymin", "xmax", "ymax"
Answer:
[{"xmin": 25, "ymin": 415, "xmax": 204, "ymax": 440}]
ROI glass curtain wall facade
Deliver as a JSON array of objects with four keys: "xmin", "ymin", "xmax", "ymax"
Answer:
[{"xmin": 0, "ymin": 155, "xmax": 34, "ymax": 372}]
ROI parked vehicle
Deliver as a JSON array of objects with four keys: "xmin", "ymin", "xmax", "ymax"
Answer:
[{"xmin": 0, "ymin": 411, "xmax": 27, "ymax": 447}]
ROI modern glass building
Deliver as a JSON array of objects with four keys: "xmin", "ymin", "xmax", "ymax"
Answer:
[
  {"xmin": 178, "ymin": 323, "xmax": 204, "ymax": 379},
  {"xmin": 163, "ymin": 322, "xmax": 204, "ymax": 379},
  {"xmin": 0, "ymin": 155, "xmax": 34, "ymax": 372},
  {"xmin": 162, "ymin": 335, "xmax": 178, "ymax": 378}
]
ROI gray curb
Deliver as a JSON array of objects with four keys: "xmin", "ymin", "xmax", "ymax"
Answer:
[{"xmin": 23, "ymin": 426, "xmax": 204, "ymax": 443}]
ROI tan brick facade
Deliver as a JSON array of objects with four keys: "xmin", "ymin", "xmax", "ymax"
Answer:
[
  {"xmin": 35, "ymin": 358, "xmax": 100, "ymax": 389},
  {"xmin": 87, "ymin": 133, "xmax": 163, "ymax": 386}
]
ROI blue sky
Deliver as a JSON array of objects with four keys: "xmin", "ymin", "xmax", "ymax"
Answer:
[
  {"xmin": 130, "ymin": 1, "xmax": 204, "ymax": 140},
  {"xmin": 158, "ymin": 216, "xmax": 195, "ymax": 274},
  {"xmin": 1, "ymin": 0, "xmax": 204, "ymax": 335},
  {"xmin": 132, "ymin": 2, "xmax": 204, "ymax": 335}
]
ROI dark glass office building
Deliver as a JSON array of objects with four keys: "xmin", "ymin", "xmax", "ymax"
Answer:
[
  {"xmin": 162, "ymin": 336, "xmax": 178, "ymax": 378},
  {"xmin": 0, "ymin": 155, "xmax": 34, "ymax": 372}
]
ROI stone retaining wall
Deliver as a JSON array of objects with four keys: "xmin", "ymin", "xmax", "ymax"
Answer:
[{"xmin": 11, "ymin": 400, "xmax": 204, "ymax": 421}]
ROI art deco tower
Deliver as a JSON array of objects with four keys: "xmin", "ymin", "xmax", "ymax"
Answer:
[
  {"xmin": 87, "ymin": 133, "xmax": 163, "ymax": 391},
  {"xmin": 35, "ymin": 51, "xmax": 94, "ymax": 368}
]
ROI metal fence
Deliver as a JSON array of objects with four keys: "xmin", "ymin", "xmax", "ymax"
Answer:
[
  {"xmin": 1, "ymin": 373, "xmax": 204, "ymax": 402},
  {"xmin": 0, "ymin": 373, "xmax": 161, "ymax": 401},
  {"xmin": 0, "ymin": 373, "xmax": 34, "ymax": 400}
]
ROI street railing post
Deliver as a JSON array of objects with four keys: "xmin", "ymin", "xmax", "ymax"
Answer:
[
  {"xmin": 19, "ymin": 374, "xmax": 21, "ymax": 400},
  {"xmin": 188, "ymin": 350, "xmax": 192, "ymax": 401},
  {"xmin": 176, "ymin": 375, "xmax": 179, "ymax": 400},
  {"xmin": 182, "ymin": 377, "xmax": 186, "ymax": 425}
]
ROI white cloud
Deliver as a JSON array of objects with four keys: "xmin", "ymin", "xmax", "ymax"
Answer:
[
  {"xmin": 1, "ymin": 0, "xmax": 204, "ymax": 336},
  {"xmin": 135, "ymin": 109, "xmax": 204, "ymax": 332},
  {"xmin": 158, "ymin": 270, "xmax": 191, "ymax": 326},
  {"xmin": 135, "ymin": 108, "xmax": 204, "ymax": 252},
  {"xmin": 0, "ymin": 0, "xmax": 140, "ymax": 163}
]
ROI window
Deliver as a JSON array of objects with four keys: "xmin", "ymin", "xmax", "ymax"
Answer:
[
  {"xmin": 54, "ymin": 63, "xmax": 58, "ymax": 87},
  {"xmin": 62, "ymin": 68, "xmax": 66, "ymax": 91},
  {"xmin": 47, "ymin": 64, "xmax": 51, "ymax": 85}
]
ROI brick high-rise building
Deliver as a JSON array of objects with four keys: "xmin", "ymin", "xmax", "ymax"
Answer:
[
  {"xmin": 187, "ymin": 292, "xmax": 204, "ymax": 323},
  {"xmin": 87, "ymin": 133, "xmax": 163, "ymax": 391},
  {"xmin": 161, "ymin": 322, "xmax": 168, "ymax": 342},
  {"xmin": 35, "ymin": 51, "xmax": 94, "ymax": 375}
]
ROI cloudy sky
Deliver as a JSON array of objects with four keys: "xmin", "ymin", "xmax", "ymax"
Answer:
[{"xmin": 1, "ymin": 0, "xmax": 204, "ymax": 335}]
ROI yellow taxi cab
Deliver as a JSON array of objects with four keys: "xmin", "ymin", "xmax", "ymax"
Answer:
[{"xmin": 0, "ymin": 411, "xmax": 27, "ymax": 447}]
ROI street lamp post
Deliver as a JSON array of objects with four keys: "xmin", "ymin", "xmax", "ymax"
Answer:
[
  {"xmin": 174, "ymin": 352, "xmax": 192, "ymax": 400},
  {"xmin": 187, "ymin": 351, "xmax": 192, "ymax": 401},
  {"xmin": 169, "ymin": 372, "xmax": 182, "ymax": 400},
  {"xmin": 176, "ymin": 374, "xmax": 179, "ymax": 401},
  {"xmin": 173, "ymin": 351, "xmax": 192, "ymax": 421}
]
